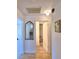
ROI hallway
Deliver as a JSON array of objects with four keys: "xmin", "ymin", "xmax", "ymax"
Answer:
[
  {"xmin": 22, "ymin": 46, "xmax": 51, "ymax": 59},
  {"xmin": 17, "ymin": 0, "xmax": 61, "ymax": 59}
]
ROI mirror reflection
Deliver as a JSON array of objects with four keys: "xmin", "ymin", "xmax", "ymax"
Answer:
[{"xmin": 26, "ymin": 21, "xmax": 34, "ymax": 40}]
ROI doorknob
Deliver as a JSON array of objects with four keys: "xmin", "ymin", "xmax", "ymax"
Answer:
[{"xmin": 17, "ymin": 38, "xmax": 18, "ymax": 40}]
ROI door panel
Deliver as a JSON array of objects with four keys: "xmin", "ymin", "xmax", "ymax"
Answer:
[{"xmin": 17, "ymin": 18, "xmax": 24, "ymax": 59}]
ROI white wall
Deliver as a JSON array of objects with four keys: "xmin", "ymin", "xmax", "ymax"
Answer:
[
  {"xmin": 52, "ymin": 0, "xmax": 61, "ymax": 59},
  {"xmin": 36, "ymin": 21, "xmax": 40, "ymax": 46},
  {"xmin": 43, "ymin": 22, "xmax": 49, "ymax": 52},
  {"xmin": 17, "ymin": 9, "xmax": 23, "ymax": 19}
]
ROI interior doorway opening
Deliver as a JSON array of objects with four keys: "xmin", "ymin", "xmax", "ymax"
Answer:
[
  {"xmin": 36, "ymin": 21, "xmax": 50, "ymax": 53},
  {"xmin": 39, "ymin": 24, "xmax": 43, "ymax": 47}
]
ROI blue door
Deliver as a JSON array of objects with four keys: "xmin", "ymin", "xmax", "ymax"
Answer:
[{"xmin": 17, "ymin": 17, "xmax": 24, "ymax": 59}]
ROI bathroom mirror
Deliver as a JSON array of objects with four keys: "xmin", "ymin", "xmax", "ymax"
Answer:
[{"xmin": 25, "ymin": 21, "xmax": 34, "ymax": 40}]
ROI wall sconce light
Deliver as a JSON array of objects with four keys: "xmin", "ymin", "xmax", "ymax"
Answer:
[
  {"xmin": 43, "ymin": 8, "xmax": 55, "ymax": 16},
  {"xmin": 44, "ymin": 10, "xmax": 51, "ymax": 16},
  {"xmin": 52, "ymin": 8, "xmax": 55, "ymax": 13}
]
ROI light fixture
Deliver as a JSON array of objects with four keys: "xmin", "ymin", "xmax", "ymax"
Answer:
[
  {"xmin": 46, "ymin": 12, "xmax": 50, "ymax": 16},
  {"xmin": 52, "ymin": 8, "xmax": 55, "ymax": 13},
  {"xmin": 44, "ymin": 10, "xmax": 51, "ymax": 16}
]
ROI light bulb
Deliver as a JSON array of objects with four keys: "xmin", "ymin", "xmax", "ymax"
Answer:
[
  {"xmin": 46, "ymin": 12, "xmax": 49, "ymax": 16},
  {"xmin": 44, "ymin": 10, "xmax": 51, "ymax": 16}
]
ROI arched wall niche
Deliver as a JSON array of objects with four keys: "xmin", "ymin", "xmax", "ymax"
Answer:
[{"xmin": 25, "ymin": 21, "xmax": 34, "ymax": 40}]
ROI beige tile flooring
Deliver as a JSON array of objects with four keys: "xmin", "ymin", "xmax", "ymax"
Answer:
[{"xmin": 21, "ymin": 46, "xmax": 51, "ymax": 59}]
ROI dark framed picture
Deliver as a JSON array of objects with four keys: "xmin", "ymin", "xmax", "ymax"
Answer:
[{"xmin": 55, "ymin": 20, "xmax": 61, "ymax": 33}]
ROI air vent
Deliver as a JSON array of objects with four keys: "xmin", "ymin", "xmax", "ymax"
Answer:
[{"xmin": 26, "ymin": 8, "xmax": 41, "ymax": 13}]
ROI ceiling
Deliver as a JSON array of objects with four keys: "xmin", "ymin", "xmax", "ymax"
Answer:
[{"xmin": 17, "ymin": 0, "xmax": 53, "ymax": 16}]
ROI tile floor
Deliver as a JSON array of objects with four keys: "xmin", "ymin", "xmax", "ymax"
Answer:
[{"xmin": 21, "ymin": 46, "xmax": 51, "ymax": 59}]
